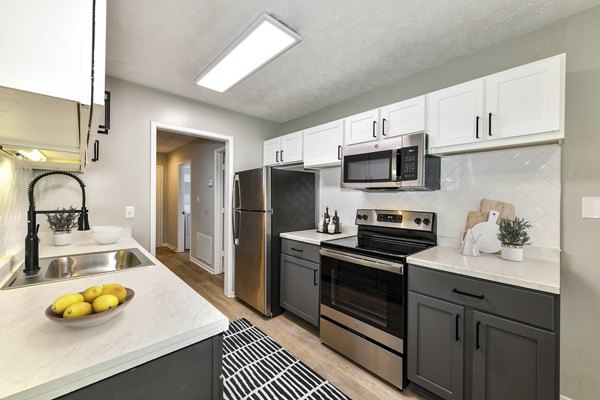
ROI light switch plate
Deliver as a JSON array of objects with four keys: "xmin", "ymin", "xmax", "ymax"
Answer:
[
  {"xmin": 582, "ymin": 197, "xmax": 600, "ymax": 218},
  {"xmin": 125, "ymin": 206, "xmax": 135, "ymax": 219}
]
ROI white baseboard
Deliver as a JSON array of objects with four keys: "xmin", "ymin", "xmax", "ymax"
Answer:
[
  {"xmin": 189, "ymin": 256, "xmax": 215, "ymax": 274},
  {"xmin": 560, "ymin": 395, "xmax": 573, "ymax": 400},
  {"xmin": 163, "ymin": 243, "xmax": 177, "ymax": 252}
]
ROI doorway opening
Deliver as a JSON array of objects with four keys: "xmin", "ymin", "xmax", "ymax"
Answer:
[{"xmin": 151, "ymin": 122, "xmax": 235, "ymax": 297}]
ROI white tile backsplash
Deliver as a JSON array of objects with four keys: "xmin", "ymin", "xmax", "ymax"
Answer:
[
  {"xmin": 320, "ymin": 145, "xmax": 561, "ymax": 249},
  {"xmin": 0, "ymin": 152, "xmax": 33, "ymax": 277}
]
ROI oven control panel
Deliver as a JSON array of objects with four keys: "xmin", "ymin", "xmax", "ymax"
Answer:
[{"xmin": 356, "ymin": 209, "xmax": 435, "ymax": 231}]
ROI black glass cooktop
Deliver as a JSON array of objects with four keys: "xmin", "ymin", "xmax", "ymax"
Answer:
[{"xmin": 320, "ymin": 235, "xmax": 431, "ymax": 263}]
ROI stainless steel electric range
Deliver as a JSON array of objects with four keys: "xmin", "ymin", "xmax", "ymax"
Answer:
[{"xmin": 319, "ymin": 209, "xmax": 437, "ymax": 389}]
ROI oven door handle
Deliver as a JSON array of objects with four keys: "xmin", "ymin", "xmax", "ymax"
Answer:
[{"xmin": 319, "ymin": 248, "xmax": 404, "ymax": 274}]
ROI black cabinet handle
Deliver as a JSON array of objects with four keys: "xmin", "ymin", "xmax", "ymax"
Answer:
[
  {"xmin": 475, "ymin": 116, "xmax": 480, "ymax": 139},
  {"xmin": 476, "ymin": 321, "xmax": 481, "ymax": 349},
  {"xmin": 314, "ymin": 269, "xmax": 318, "ymax": 286},
  {"xmin": 91, "ymin": 140, "xmax": 99, "ymax": 162},
  {"xmin": 455, "ymin": 314, "xmax": 460, "ymax": 341},
  {"xmin": 452, "ymin": 288, "xmax": 485, "ymax": 300},
  {"xmin": 382, "ymin": 118, "xmax": 387, "ymax": 136},
  {"xmin": 488, "ymin": 112, "xmax": 492, "ymax": 136},
  {"xmin": 276, "ymin": 151, "xmax": 279, "ymax": 163},
  {"xmin": 337, "ymin": 145, "xmax": 342, "ymax": 160},
  {"xmin": 290, "ymin": 247, "xmax": 303, "ymax": 253},
  {"xmin": 98, "ymin": 91, "xmax": 111, "ymax": 134},
  {"xmin": 281, "ymin": 149, "xmax": 284, "ymax": 162},
  {"xmin": 372, "ymin": 121, "xmax": 377, "ymax": 138}
]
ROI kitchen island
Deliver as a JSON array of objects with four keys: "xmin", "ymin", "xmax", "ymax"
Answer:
[{"xmin": 0, "ymin": 232, "xmax": 228, "ymax": 400}]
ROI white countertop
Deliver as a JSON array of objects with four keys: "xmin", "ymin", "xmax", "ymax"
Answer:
[
  {"xmin": 280, "ymin": 228, "xmax": 356, "ymax": 245},
  {"xmin": 407, "ymin": 246, "xmax": 560, "ymax": 294},
  {"xmin": 0, "ymin": 232, "xmax": 229, "ymax": 400}
]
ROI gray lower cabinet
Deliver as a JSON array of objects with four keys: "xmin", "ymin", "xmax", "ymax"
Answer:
[
  {"xmin": 472, "ymin": 311, "xmax": 556, "ymax": 400},
  {"xmin": 407, "ymin": 265, "xmax": 559, "ymax": 400},
  {"xmin": 408, "ymin": 292, "xmax": 464, "ymax": 400},
  {"xmin": 58, "ymin": 335, "xmax": 223, "ymax": 400},
  {"xmin": 280, "ymin": 239, "xmax": 320, "ymax": 327}
]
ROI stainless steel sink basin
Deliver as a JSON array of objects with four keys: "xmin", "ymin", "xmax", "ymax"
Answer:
[{"xmin": 2, "ymin": 248, "xmax": 154, "ymax": 289}]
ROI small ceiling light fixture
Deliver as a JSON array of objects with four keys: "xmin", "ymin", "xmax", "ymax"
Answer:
[{"xmin": 195, "ymin": 13, "xmax": 301, "ymax": 93}]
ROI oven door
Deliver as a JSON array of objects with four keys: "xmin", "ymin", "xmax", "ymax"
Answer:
[
  {"xmin": 341, "ymin": 148, "xmax": 399, "ymax": 189},
  {"xmin": 320, "ymin": 248, "xmax": 405, "ymax": 347}
]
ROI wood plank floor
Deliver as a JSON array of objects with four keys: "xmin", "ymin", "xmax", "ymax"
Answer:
[{"xmin": 157, "ymin": 247, "xmax": 425, "ymax": 400}]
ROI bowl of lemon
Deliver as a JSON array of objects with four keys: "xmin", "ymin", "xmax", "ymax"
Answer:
[{"xmin": 45, "ymin": 283, "xmax": 134, "ymax": 328}]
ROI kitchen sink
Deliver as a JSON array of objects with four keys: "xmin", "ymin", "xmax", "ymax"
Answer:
[{"xmin": 2, "ymin": 248, "xmax": 154, "ymax": 289}]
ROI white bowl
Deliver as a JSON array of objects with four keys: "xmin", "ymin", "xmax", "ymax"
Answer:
[{"xmin": 91, "ymin": 226, "xmax": 123, "ymax": 245}]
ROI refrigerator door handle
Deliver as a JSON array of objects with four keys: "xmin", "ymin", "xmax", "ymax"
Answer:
[
  {"xmin": 232, "ymin": 210, "xmax": 240, "ymax": 245},
  {"xmin": 233, "ymin": 174, "xmax": 241, "ymax": 210}
]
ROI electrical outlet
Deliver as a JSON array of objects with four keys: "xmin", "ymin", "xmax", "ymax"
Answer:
[{"xmin": 125, "ymin": 206, "xmax": 135, "ymax": 219}]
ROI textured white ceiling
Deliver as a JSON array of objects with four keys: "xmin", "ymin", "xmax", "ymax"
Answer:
[{"xmin": 107, "ymin": 0, "xmax": 599, "ymax": 123}]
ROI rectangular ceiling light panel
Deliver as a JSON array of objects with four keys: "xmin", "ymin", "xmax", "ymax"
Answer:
[{"xmin": 195, "ymin": 13, "xmax": 301, "ymax": 93}]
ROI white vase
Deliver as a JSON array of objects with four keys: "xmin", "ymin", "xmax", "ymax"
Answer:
[
  {"xmin": 53, "ymin": 231, "xmax": 72, "ymax": 246},
  {"xmin": 501, "ymin": 244, "xmax": 523, "ymax": 262}
]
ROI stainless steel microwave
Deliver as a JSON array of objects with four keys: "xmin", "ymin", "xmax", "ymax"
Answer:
[{"xmin": 341, "ymin": 133, "xmax": 440, "ymax": 190}]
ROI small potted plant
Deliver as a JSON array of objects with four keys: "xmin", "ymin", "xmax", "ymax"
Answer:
[
  {"xmin": 497, "ymin": 217, "xmax": 532, "ymax": 262},
  {"xmin": 46, "ymin": 206, "xmax": 79, "ymax": 246}
]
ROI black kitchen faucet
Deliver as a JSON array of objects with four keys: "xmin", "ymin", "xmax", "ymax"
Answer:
[{"xmin": 24, "ymin": 171, "xmax": 90, "ymax": 275}]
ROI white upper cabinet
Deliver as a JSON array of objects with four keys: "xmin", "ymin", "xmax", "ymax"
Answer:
[
  {"xmin": 485, "ymin": 56, "xmax": 561, "ymax": 140},
  {"xmin": 344, "ymin": 109, "xmax": 380, "ymax": 145},
  {"xmin": 344, "ymin": 96, "xmax": 426, "ymax": 145},
  {"xmin": 303, "ymin": 120, "xmax": 344, "ymax": 168},
  {"xmin": 427, "ymin": 79, "xmax": 484, "ymax": 148},
  {"xmin": 427, "ymin": 54, "xmax": 564, "ymax": 153},
  {"xmin": 281, "ymin": 131, "xmax": 303, "ymax": 164},
  {"xmin": 380, "ymin": 96, "xmax": 426, "ymax": 138},
  {"xmin": 263, "ymin": 137, "xmax": 282, "ymax": 166},
  {"xmin": 263, "ymin": 131, "xmax": 304, "ymax": 166}
]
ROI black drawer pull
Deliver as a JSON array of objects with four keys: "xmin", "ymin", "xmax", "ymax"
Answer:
[
  {"xmin": 475, "ymin": 116, "xmax": 480, "ymax": 139},
  {"xmin": 452, "ymin": 288, "xmax": 484, "ymax": 300},
  {"xmin": 314, "ymin": 269, "xmax": 318, "ymax": 286},
  {"xmin": 382, "ymin": 118, "xmax": 387, "ymax": 136},
  {"xmin": 455, "ymin": 314, "xmax": 460, "ymax": 342},
  {"xmin": 290, "ymin": 247, "xmax": 303, "ymax": 252},
  {"xmin": 372, "ymin": 121, "xmax": 377, "ymax": 138},
  {"xmin": 488, "ymin": 112, "xmax": 492, "ymax": 136},
  {"xmin": 476, "ymin": 321, "xmax": 481, "ymax": 349}
]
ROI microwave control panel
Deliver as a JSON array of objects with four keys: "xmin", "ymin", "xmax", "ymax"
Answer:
[{"xmin": 399, "ymin": 146, "xmax": 418, "ymax": 181}]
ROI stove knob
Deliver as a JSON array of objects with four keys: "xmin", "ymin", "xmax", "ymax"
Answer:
[
  {"xmin": 414, "ymin": 217, "xmax": 422, "ymax": 225},
  {"xmin": 423, "ymin": 218, "xmax": 431, "ymax": 226},
  {"xmin": 362, "ymin": 214, "xmax": 369, "ymax": 221},
  {"xmin": 356, "ymin": 214, "xmax": 363, "ymax": 220}
]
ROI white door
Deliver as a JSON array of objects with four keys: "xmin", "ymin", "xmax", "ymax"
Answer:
[
  {"xmin": 344, "ymin": 108, "xmax": 380, "ymax": 145},
  {"xmin": 485, "ymin": 55, "xmax": 562, "ymax": 140},
  {"xmin": 281, "ymin": 131, "xmax": 303, "ymax": 164},
  {"xmin": 156, "ymin": 165, "xmax": 163, "ymax": 247},
  {"xmin": 427, "ymin": 79, "xmax": 484, "ymax": 149},
  {"xmin": 303, "ymin": 119, "xmax": 344, "ymax": 168},
  {"xmin": 263, "ymin": 137, "xmax": 281, "ymax": 166},
  {"xmin": 381, "ymin": 96, "xmax": 426, "ymax": 138}
]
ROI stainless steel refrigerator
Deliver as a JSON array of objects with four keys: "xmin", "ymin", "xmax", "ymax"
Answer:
[{"xmin": 232, "ymin": 167, "xmax": 316, "ymax": 316}]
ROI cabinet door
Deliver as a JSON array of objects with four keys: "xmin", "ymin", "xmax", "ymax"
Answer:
[
  {"xmin": 427, "ymin": 79, "xmax": 484, "ymax": 149},
  {"xmin": 472, "ymin": 311, "xmax": 557, "ymax": 400},
  {"xmin": 263, "ymin": 137, "xmax": 281, "ymax": 166},
  {"xmin": 485, "ymin": 55, "xmax": 562, "ymax": 140},
  {"xmin": 303, "ymin": 119, "xmax": 344, "ymax": 168},
  {"xmin": 380, "ymin": 96, "xmax": 425, "ymax": 138},
  {"xmin": 280, "ymin": 254, "xmax": 319, "ymax": 326},
  {"xmin": 280, "ymin": 131, "xmax": 303, "ymax": 164},
  {"xmin": 344, "ymin": 109, "xmax": 380, "ymax": 145},
  {"xmin": 408, "ymin": 292, "xmax": 464, "ymax": 400}
]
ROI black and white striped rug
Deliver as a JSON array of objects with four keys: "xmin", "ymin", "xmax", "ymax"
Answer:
[{"xmin": 222, "ymin": 318, "xmax": 351, "ymax": 400}]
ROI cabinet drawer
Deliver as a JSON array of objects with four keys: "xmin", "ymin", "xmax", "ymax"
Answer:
[
  {"xmin": 281, "ymin": 239, "xmax": 320, "ymax": 263},
  {"xmin": 408, "ymin": 265, "xmax": 557, "ymax": 331}
]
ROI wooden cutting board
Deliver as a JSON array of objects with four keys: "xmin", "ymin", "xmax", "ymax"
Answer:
[
  {"xmin": 480, "ymin": 199, "xmax": 515, "ymax": 222},
  {"xmin": 464, "ymin": 211, "xmax": 489, "ymax": 232}
]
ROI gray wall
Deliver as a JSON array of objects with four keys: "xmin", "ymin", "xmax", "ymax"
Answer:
[
  {"xmin": 280, "ymin": 8, "xmax": 600, "ymax": 399},
  {"xmin": 34, "ymin": 77, "xmax": 279, "ymax": 250}
]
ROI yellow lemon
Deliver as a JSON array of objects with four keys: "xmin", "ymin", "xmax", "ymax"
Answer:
[
  {"xmin": 63, "ymin": 301, "xmax": 93, "ymax": 318},
  {"xmin": 82, "ymin": 286, "xmax": 103, "ymax": 303},
  {"xmin": 92, "ymin": 294, "xmax": 119, "ymax": 313},
  {"xmin": 102, "ymin": 283, "xmax": 127, "ymax": 304},
  {"xmin": 51, "ymin": 293, "xmax": 84, "ymax": 315}
]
